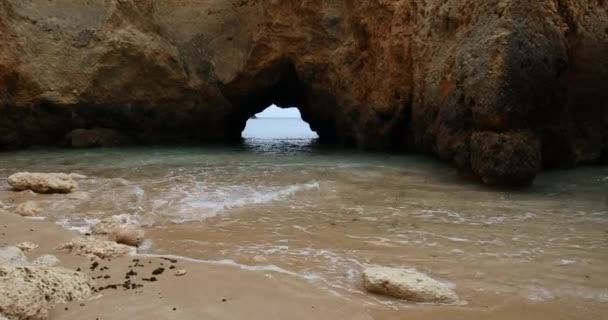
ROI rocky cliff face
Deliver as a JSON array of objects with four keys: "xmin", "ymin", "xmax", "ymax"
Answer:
[{"xmin": 1, "ymin": 0, "xmax": 607, "ymax": 185}]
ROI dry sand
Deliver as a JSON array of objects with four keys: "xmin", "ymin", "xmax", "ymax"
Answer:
[{"xmin": 1, "ymin": 210, "xmax": 605, "ymax": 320}]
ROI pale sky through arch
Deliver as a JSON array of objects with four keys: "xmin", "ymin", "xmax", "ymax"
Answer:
[{"xmin": 255, "ymin": 104, "xmax": 301, "ymax": 118}]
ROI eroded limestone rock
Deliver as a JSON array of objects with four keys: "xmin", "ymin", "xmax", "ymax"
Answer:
[
  {"xmin": 90, "ymin": 214, "xmax": 138, "ymax": 235},
  {"xmin": 8, "ymin": 172, "xmax": 78, "ymax": 194},
  {"xmin": 362, "ymin": 267, "xmax": 458, "ymax": 303},
  {"xmin": 0, "ymin": 246, "xmax": 27, "ymax": 266},
  {"xmin": 56, "ymin": 238, "xmax": 133, "ymax": 259},
  {"xmin": 32, "ymin": 255, "xmax": 61, "ymax": 267},
  {"xmin": 15, "ymin": 242, "xmax": 38, "ymax": 253},
  {"xmin": 15, "ymin": 202, "xmax": 42, "ymax": 217},
  {"xmin": 111, "ymin": 225, "xmax": 145, "ymax": 247},
  {"xmin": 0, "ymin": 265, "xmax": 94, "ymax": 320}
]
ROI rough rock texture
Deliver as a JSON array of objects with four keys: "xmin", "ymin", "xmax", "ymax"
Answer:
[
  {"xmin": 15, "ymin": 242, "xmax": 38, "ymax": 253},
  {"xmin": 14, "ymin": 202, "xmax": 41, "ymax": 217},
  {"xmin": 0, "ymin": 0, "xmax": 606, "ymax": 185},
  {"xmin": 56, "ymin": 237, "xmax": 134, "ymax": 258},
  {"xmin": 90, "ymin": 214, "xmax": 138, "ymax": 235},
  {"xmin": 0, "ymin": 246, "xmax": 27, "ymax": 266},
  {"xmin": 362, "ymin": 267, "xmax": 458, "ymax": 303},
  {"xmin": 111, "ymin": 225, "xmax": 145, "ymax": 247},
  {"xmin": 0, "ymin": 265, "xmax": 94, "ymax": 320},
  {"xmin": 8, "ymin": 172, "xmax": 78, "ymax": 194},
  {"xmin": 31, "ymin": 254, "xmax": 61, "ymax": 267}
]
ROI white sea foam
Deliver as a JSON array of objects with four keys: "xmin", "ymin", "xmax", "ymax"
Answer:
[
  {"xmin": 167, "ymin": 182, "xmax": 320, "ymax": 223},
  {"xmin": 138, "ymin": 253, "xmax": 321, "ymax": 281},
  {"xmin": 558, "ymin": 258, "xmax": 577, "ymax": 266}
]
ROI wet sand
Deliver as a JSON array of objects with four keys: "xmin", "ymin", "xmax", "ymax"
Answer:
[{"xmin": 2, "ymin": 210, "xmax": 606, "ymax": 320}]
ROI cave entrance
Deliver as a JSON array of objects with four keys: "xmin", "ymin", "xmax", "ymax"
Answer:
[{"xmin": 242, "ymin": 104, "xmax": 318, "ymax": 141}]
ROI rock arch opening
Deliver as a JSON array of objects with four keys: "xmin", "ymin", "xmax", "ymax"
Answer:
[
  {"xmin": 242, "ymin": 104, "xmax": 318, "ymax": 141},
  {"xmin": 221, "ymin": 60, "xmax": 338, "ymax": 145}
]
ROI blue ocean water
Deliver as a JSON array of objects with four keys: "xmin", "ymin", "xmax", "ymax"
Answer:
[{"xmin": 242, "ymin": 118, "xmax": 318, "ymax": 140}]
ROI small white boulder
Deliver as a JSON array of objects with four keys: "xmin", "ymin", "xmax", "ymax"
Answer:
[
  {"xmin": 111, "ymin": 225, "xmax": 145, "ymax": 247},
  {"xmin": 15, "ymin": 202, "xmax": 42, "ymax": 217},
  {"xmin": 90, "ymin": 214, "xmax": 137, "ymax": 235},
  {"xmin": 56, "ymin": 238, "xmax": 134, "ymax": 259},
  {"xmin": 175, "ymin": 269, "xmax": 187, "ymax": 277},
  {"xmin": 362, "ymin": 267, "xmax": 458, "ymax": 303},
  {"xmin": 0, "ymin": 265, "xmax": 94, "ymax": 320},
  {"xmin": 32, "ymin": 254, "xmax": 61, "ymax": 267},
  {"xmin": 0, "ymin": 246, "xmax": 27, "ymax": 266},
  {"xmin": 16, "ymin": 242, "xmax": 39, "ymax": 253},
  {"xmin": 7, "ymin": 172, "xmax": 78, "ymax": 194}
]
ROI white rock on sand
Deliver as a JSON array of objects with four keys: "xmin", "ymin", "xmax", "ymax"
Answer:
[
  {"xmin": 175, "ymin": 269, "xmax": 187, "ymax": 276},
  {"xmin": 362, "ymin": 267, "xmax": 458, "ymax": 303},
  {"xmin": 0, "ymin": 265, "xmax": 94, "ymax": 320},
  {"xmin": 0, "ymin": 246, "xmax": 28, "ymax": 266},
  {"xmin": 15, "ymin": 202, "xmax": 42, "ymax": 217},
  {"xmin": 32, "ymin": 254, "xmax": 61, "ymax": 267},
  {"xmin": 7, "ymin": 172, "xmax": 79, "ymax": 194},
  {"xmin": 91, "ymin": 214, "xmax": 137, "ymax": 235},
  {"xmin": 16, "ymin": 242, "xmax": 39, "ymax": 253},
  {"xmin": 56, "ymin": 238, "xmax": 134, "ymax": 258},
  {"xmin": 111, "ymin": 225, "xmax": 146, "ymax": 247}
]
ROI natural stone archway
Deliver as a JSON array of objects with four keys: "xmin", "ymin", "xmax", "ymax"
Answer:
[{"xmin": 0, "ymin": 0, "xmax": 607, "ymax": 186}]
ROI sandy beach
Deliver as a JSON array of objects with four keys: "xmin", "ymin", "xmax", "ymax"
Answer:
[{"xmin": 2, "ymin": 208, "xmax": 606, "ymax": 320}]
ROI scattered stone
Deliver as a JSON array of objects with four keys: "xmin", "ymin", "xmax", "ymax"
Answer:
[
  {"xmin": 16, "ymin": 242, "xmax": 39, "ymax": 253},
  {"xmin": 7, "ymin": 172, "xmax": 78, "ymax": 194},
  {"xmin": 152, "ymin": 267, "xmax": 164, "ymax": 275},
  {"xmin": 175, "ymin": 269, "xmax": 187, "ymax": 277},
  {"xmin": 67, "ymin": 191, "xmax": 91, "ymax": 201},
  {"xmin": 15, "ymin": 202, "xmax": 42, "ymax": 217},
  {"xmin": 142, "ymin": 277, "xmax": 157, "ymax": 282},
  {"xmin": 91, "ymin": 214, "xmax": 138, "ymax": 235},
  {"xmin": 0, "ymin": 246, "xmax": 27, "ymax": 266},
  {"xmin": 0, "ymin": 265, "xmax": 94, "ymax": 320},
  {"xmin": 362, "ymin": 267, "xmax": 458, "ymax": 303},
  {"xmin": 111, "ymin": 225, "xmax": 145, "ymax": 247},
  {"xmin": 32, "ymin": 254, "xmax": 61, "ymax": 267},
  {"xmin": 56, "ymin": 238, "xmax": 134, "ymax": 259}
]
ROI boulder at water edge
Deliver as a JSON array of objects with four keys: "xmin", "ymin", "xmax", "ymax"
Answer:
[
  {"xmin": 15, "ymin": 202, "xmax": 42, "ymax": 217},
  {"xmin": 362, "ymin": 267, "xmax": 458, "ymax": 303},
  {"xmin": 90, "ymin": 214, "xmax": 136, "ymax": 235},
  {"xmin": 111, "ymin": 225, "xmax": 146, "ymax": 247},
  {"xmin": 7, "ymin": 172, "xmax": 78, "ymax": 194},
  {"xmin": 56, "ymin": 238, "xmax": 133, "ymax": 259}
]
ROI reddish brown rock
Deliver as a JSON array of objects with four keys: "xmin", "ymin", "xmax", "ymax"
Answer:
[{"xmin": 0, "ymin": 0, "xmax": 606, "ymax": 185}]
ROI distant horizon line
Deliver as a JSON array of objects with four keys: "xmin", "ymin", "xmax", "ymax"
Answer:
[{"xmin": 253, "ymin": 117, "xmax": 301, "ymax": 119}]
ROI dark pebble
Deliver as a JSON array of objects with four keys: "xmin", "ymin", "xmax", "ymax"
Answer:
[{"xmin": 152, "ymin": 267, "xmax": 164, "ymax": 275}]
